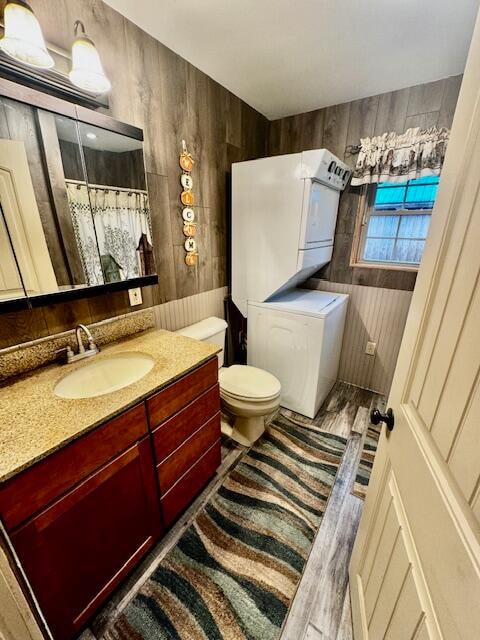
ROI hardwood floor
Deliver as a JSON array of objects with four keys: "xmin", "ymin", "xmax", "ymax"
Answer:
[
  {"xmin": 80, "ymin": 381, "xmax": 384, "ymax": 640},
  {"xmin": 280, "ymin": 382, "xmax": 383, "ymax": 640}
]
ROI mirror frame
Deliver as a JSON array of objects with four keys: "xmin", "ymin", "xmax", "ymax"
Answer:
[{"xmin": 0, "ymin": 77, "xmax": 158, "ymax": 312}]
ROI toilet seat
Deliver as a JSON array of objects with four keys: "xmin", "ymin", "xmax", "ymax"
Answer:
[
  {"xmin": 220, "ymin": 387, "xmax": 280, "ymax": 403},
  {"xmin": 219, "ymin": 365, "xmax": 281, "ymax": 401}
]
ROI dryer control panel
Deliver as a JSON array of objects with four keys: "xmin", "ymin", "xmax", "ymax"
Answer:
[{"xmin": 300, "ymin": 148, "xmax": 351, "ymax": 190}]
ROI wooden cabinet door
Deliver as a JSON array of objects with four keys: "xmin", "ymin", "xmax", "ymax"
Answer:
[{"xmin": 11, "ymin": 437, "xmax": 162, "ymax": 640}]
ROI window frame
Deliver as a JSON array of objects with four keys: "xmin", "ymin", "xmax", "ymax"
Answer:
[{"xmin": 350, "ymin": 183, "xmax": 434, "ymax": 271}]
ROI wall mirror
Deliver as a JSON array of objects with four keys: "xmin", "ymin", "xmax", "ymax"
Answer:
[{"xmin": 0, "ymin": 79, "xmax": 157, "ymax": 309}]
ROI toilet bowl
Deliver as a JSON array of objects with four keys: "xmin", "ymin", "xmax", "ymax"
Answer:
[
  {"xmin": 219, "ymin": 365, "xmax": 281, "ymax": 446},
  {"xmin": 176, "ymin": 317, "xmax": 281, "ymax": 446}
]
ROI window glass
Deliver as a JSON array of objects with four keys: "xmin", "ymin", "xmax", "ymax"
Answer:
[
  {"xmin": 374, "ymin": 176, "xmax": 439, "ymax": 211},
  {"xmin": 362, "ymin": 177, "xmax": 438, "ymax": 266},
  {"xmin": 367, "ymin": 215, "xmax": 400, "ymax": 238},
  {"xmin": 397, "ymin": 214, "xmax": 431, "ymax": 239}
]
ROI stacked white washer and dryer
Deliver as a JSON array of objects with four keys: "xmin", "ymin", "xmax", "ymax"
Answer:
[{"xmin": 231, "ymin": 149, "xmax": 351, "ymax": 419}]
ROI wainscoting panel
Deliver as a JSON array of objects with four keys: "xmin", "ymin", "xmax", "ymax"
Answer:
[
  {"xmin": 153, "ymin": 287, "xmax": 228, "ymax": 332},
  {"xmin": 308, "ymin": 279, "xmax": 413, "ymax": 396}
]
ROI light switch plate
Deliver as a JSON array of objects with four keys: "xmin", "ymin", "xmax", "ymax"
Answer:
[
  {"xmin": 365, "ymin": 341, "xmax": 377, "ymax": 356},
  {"xmin": 128, "ymin": 287, "xmax": 143, "ymax": 306}
]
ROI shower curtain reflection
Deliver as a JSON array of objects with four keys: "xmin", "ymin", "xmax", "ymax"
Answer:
[{"xmin": 66, "ymin": 181, "xmax": 154, "ymax": 285}]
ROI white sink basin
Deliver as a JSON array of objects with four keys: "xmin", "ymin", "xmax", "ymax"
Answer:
[{"xmin": 54, "ymin": 352, "xmax": 155, "ymax": 399}]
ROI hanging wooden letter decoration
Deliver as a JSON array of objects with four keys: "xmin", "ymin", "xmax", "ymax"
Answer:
[{"xmin": 179, "ymin": 140, "xmax": 198, "ymax": 266}]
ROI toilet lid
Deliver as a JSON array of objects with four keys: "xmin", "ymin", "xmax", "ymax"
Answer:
[{"xmin": 219, "ymin": 365, "xmax": 281, "ymax": 400}]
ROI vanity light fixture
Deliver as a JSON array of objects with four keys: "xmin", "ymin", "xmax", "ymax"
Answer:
[
  {"xmin": 69, "ymin": 20, "xmax": 111, "ymax": 95},
  {"xmin": 0, "ymin": 0, "xmax": 54, "ymax": 69}
]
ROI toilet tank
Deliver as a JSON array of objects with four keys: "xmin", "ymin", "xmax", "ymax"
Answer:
[{"xmin": 176, "ymin": 317, "xmax": 228, "ymax": 367}]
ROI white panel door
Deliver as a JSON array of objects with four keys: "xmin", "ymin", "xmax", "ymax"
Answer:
[
  {"xmin": 0, "ymin": 141, "xmax": 58, "ymax": 295},
  {"xmin": 0, "ymin": 208, "xmax": 24, "ymax": 300},
  {"xmin": 349, "ymin": 12, "xmax": 480, "ymax": 640}
]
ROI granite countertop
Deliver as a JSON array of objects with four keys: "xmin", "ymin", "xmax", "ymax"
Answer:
[{"xmin": 0, "ymin": 329, "xmax": 219, "ymax": 483}]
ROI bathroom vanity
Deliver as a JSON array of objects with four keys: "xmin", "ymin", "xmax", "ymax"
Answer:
[{"xmin": 0, "ymin": 330, "xmax": 221, "ymax": 640}]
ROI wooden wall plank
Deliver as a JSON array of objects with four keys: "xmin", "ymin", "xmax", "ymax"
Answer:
[
  {"xmin": 406, "ymin": 79, "xmax": 446, "ymax": 118},
  {"xmin": 346, "ymin": 96, "xmax": 379, "ymax": 152},
  {"xmin": 36, "ymin": 110, "xmax": 85, "ymax": 285},
  {"xmin": 323, "ymin": 102, "xmax": 351, "ymax": 160},
  {"xmin": 438, "ymin": 76, "xmax": 463, "ymax": 129},
  {"xmin": 373, "ymin": 88, "xmax": 411, "ymax": 137},
  {"xmin": 146, "ymin": 172, "xmax": 177, "ymax": 304}
]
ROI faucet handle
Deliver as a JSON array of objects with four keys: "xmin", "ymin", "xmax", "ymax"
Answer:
[{"xmin": 56, "ymin": 346, "xmax": 74, "ymax": 363}]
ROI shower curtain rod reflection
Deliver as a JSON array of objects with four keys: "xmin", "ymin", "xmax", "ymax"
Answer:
[{"xmin": 65, "ymin": 178, "xmax": 148, "ymax": 195}]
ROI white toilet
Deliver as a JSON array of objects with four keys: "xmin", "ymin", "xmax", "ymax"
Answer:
[{"xmin": 176, "ymin": 317, "xmax": 281, "ymax": 446}]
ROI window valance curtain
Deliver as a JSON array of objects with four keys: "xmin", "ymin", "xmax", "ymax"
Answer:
[
  {"xmin": 351, "ymin": 126, "xmax": 450, "ymax": 186},
  {"xmin": 66, "ymin": 182, "xmax": 153, "ymax": 285}
]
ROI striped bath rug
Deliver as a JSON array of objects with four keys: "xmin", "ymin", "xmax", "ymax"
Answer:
[
  {"xmin": 352, "ymin": 422, "xmax": 382, "ymax": 500},
  {"xmin": 105, "ymin": 413, "xmax": 347, "ymax": 640}
]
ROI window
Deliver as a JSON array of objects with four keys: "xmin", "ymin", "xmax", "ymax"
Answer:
[{"xmin": 351, "ymin": 176, "xmax": 439, "ymax": 269}]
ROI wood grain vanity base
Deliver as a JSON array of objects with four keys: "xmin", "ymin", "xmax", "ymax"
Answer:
[
  {"xmin": 10, "ymin": 436, "xmax": 161, "ymax": 640},
  {"xmin": 0, "ymin": 355, "xmax": 221, "ymax": 640},
  {"xmin": 147, "ymin": 357, "xmax": 218, "ymax": 427},
  {"xmin": 161, "ymin": 441, "xmax": 222, "ymax": 527},
  {"xmin": 153, "ymin": 384, "xmax": 220, "ymax": 462},
  {"xmin": 0, "ymin": 404, "xmax": 148, "ymax": 531},
  {"xmin": 157, "ymin": 414, "xmax": 221, "ymax": 493}
]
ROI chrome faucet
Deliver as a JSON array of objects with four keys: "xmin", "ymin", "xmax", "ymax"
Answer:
[
  {"xmin": 57, "ymin": 324, "xmax": 99, "ymax": 364},
  {"xmin": 76, "ymin": 324, "xmax": 97, "ymax": 355}
]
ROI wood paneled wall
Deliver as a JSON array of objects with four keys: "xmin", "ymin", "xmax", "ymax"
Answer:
[
  {"xmin": 269, "ymin": 75, "xmax": 462, "ymax": 291},
  {"xmin": 60, "ymin": 141, "xmax": 146, "ymax": 190},
  {"xmin": 0, "ymin": 0, "xmax": 267, "ymax": 348}
]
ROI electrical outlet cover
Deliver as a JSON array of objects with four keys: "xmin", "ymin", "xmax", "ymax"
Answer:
[
  {"xmin": 128, "ymin": 288, "xmax": 142, "ymax": 306},
  {"xmin": 365, "ymin": 341, "xmax": 377, "ymax": 356}
]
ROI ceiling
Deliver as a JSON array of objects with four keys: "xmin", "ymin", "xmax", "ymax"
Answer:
[{"xmin": 104, "ymin": 0, "xmax": 479, "ymax": 120}]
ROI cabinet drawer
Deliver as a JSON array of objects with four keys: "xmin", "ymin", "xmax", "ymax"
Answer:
[
  {"xmin": 157, "ymin": 414, "xmax": 220, "ymax": 494},
  {"xmin": 153, "ymin": 384, "xmax": 220, "ymax": 462},
  {"xmin": 0, "ymin": 403, "xmax": 148, "ymax": 531},
  {"xmin": 11, "ymin": 436, "xmax": 161, "ymax": 640},
  {"xmin": 161, "ymin": 440, "xmax": 221, "ymax": 527},
  {"xmin": 147, "ymin": 358, "xmax": 218, "ymax": 428}
]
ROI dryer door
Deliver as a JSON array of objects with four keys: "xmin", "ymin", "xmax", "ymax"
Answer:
[{"xmin": 299, "ymin": 179, "xmax": 340, "ymax": 249}]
